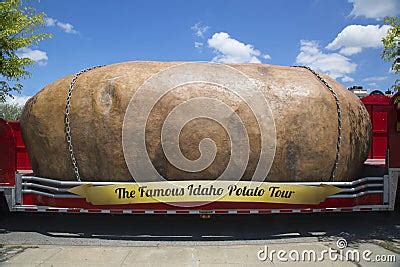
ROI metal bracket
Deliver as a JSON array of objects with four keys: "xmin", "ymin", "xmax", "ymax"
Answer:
[
  {"xmin": 383, "ymin": 174, "xmax": 389, "ymax": 204},
  {"xmin": 388, "ymin": 169, "xmax": 399, "ymax": 211},
  {"xmin": 15, "ymin": 173, "xmax": 23, "ymax": 205}
]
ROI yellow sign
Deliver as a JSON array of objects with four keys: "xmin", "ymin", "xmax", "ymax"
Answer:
[{"xmin": 68, "ymin": 181, "xmax": 342, "ymax": 205}]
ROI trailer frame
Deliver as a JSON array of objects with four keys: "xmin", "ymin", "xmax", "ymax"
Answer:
[
  {"xmin": 1, "ymin": 92, "xmax": 399, "ymax": 215},
  {"xmin": 0, "ymin": 170, "xmax": 397, "ymax": 214}
]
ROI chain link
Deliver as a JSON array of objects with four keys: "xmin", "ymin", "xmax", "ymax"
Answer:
[
  {"xmin": 292, "ymin": 66, "xmax": 342, "ymax": 181},
  {"xmin": 65, "ymin": 65, "xmax": 105, "ymax": 181}
]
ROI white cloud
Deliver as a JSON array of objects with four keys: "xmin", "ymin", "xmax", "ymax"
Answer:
[
  {"xmin": 349, "ymin": 0, "xmax": 400, "ymax": 20},
  {"xmin": 5, "ymin": 95, "xmax": 31, "ymax": 107},
  {"xmin": 326, "ymin": 25, "xmax": 391, "ymax": 55},
  {"xmin": 367, "ymin": 82, "xmax": 378, "ymax": 87},
  {"xmin": 191, "ymin": 22, "xmax": 210, "ymax": 38},
  {"xmin": 45, "ymin": 17, "xmax": 57, "ymax": 26},
  {"xmin": 341, "ymin": 76, "xmax": 355, "ymax": 83},
  {"xmin": 45, "ymin": 17, "xmax": 78, "ymax": 34},
  {"xmin": 194, "ymin": 42, "xmax": 203, "ymax": 49},
  {"xmin": 56, "ymin": 22, "xmax": 77, "ymax": 34},
  {"xmin": 263, "ymin": 54, "xmax": 271, "ymax": 60},
  {"xmin": 16, "ymin": 48, "xmax": 48, "ymax": 65},
  {"xmin": 363, "ymin": 76, "xmax": 387, "ymax": 82},
  {"xmin": 295, "ymin": 40, "xmax": 357, "ymax": 80},
  {"xmin": 207, "ymin": 32, "xmax": 270, "ymax": 64},
  {"xmin": 338, "ymin": 47, "xmax": 362, "ymax": 56}
]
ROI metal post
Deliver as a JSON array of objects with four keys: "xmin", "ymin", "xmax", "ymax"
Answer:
[
  {"xmin": 388, "ymin": 169, "xmax": 399, "ymax": 211},
  {"xmin": 15, "ymin": 173, "xmax": 22, "ymax": 205}
]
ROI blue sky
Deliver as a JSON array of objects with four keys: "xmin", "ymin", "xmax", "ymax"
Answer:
[{"xmin": 8, "ymin": 0, "xmax": 400, "ymax": 104}]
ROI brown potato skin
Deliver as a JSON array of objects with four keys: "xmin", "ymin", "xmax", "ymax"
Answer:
[{"xmin": 20, "ymin": 62, "xmax": 371, "ymax": 182}]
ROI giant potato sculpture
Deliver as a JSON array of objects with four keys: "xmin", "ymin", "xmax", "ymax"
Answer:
[{"xmin": 20, "ymin": 62, "xmax": 371, "ymax": 182}]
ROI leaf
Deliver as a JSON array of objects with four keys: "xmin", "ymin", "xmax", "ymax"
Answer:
[{"xmin": 0, "ymin": 0, "xmax": 52, "ymax": 102}]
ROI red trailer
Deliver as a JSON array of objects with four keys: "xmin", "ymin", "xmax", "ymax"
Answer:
[{"xmin": 0, "ymin": 93, "xmax": 399, "ymax": 215}]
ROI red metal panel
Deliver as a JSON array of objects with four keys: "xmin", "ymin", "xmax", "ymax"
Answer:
[
  {"xmin": 372, "ymin": 110, "xmax": 388, "ymax": 133},
  {"xmin": 15, "ymin": 206, "xmax": 387, "ymax": 214},
  {"xmin": 361, "ymin": 94, "xmax": 391, "ymax": 105},
  {"xmin": 389, "ymin": 93, "xmax": 400, "ymax": 168},
  {"xmin": 372, "ymin": 136, "xmax": 387, "ymax": 159},
  {"xmin": 21, "ymin": 193, "xmax": 383, "ymax": 210},
  {"xmin": 0, "ymin": 119, "xmax": 16, "ymax": 185},
  {"xmin": 361, "ymin": 95, "xmax": 391, "ymax": 160},
  {"xmin": 8, "ymin": 122, "xmax": 31, "ymax": 171},
  {"xmin": 365, "ymin": 105, "xmax": 373, "ymax": 158}
]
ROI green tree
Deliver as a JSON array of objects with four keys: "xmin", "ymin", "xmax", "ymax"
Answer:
[
  {"xmin": 0, "ymin": 0, "xmax": 51, "ymax": 102},
  {"xmin": 0, "ymin": 102, "xmax": 23, "ymax": 120},
  {"xmin": 382, "ymin": 17, "xmax": 400, "ymax": 92}
]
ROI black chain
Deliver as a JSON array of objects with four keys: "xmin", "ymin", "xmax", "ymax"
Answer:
[
  {"xmin": 292, "ymin": 66, "xmax": 342, "ymax": 181},
  {"xmin": 65, "ymin": 65, "xmax": 105, "ymax": 181}
]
